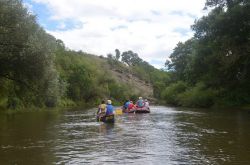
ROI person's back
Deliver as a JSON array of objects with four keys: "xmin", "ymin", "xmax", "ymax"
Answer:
[
  {"xmin": 124, "ymin": 100, "xmax": 130, "ymax": 109},
  {"xmin": 106, "ymin": 100, "xmax": 114, "ymax": 116},
  {"xmin": 128, "ymin": 101, "xmax": 134, "ymax": 110},
  {"xmin": 136, "ymin": 97, "xmax": 144, "ymax": 108},
  {"xmin": 98, "ymin": 100, "xmax": 106, "ymax": 114}
]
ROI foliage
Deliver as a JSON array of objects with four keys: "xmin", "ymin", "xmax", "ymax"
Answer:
[
  {"xmin": 178, "ymin": 83, "xmax": 218, "ymax": 107},
  {"xmin": 121, "ymin": 50, "xmax": 143, "ymax": 66},
  {"xmin": 0, "ymin": 0, "xmax": 169, "ymax": 111},
  {"xmin": 0, "ymin": 0, "xmax": 125, "ymax": 109},
  {"xmin": 165, "ymin": 39, "xmax": 197, "ymax": 83},
  {"xmin": 108, "ymin": 81, "xmax": 130, "ymax": 102},
  {"xmin": 163, "ymin": 0, "xmax": 250, "ymax": 107},
  {"xmin": 115, "ymin": 49, "xmax": 120, "ymax": 61},
  {"xmin": 105, "ymin": 49, "xmax": 170, "ymax": 101},
  {"xmin": 161, "ymin": 81, "xmax": 188, "ymax": 105},
  {"xmin": 0, "ymin": 0, "xmax": 60, "ymax": 108}
]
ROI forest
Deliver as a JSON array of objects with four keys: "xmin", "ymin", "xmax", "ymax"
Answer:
[
  {"xmin": 0, "ymin": 0, "xmax": 249, "ymax": 110},
  {"xmin": 163, "ymin": 0, "xmax": 250, "ymax": 107}
]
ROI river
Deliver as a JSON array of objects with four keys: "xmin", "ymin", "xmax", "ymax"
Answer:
[{"xmin": 1, "ymin": 106, "xmax": 250, "ymax": 164}]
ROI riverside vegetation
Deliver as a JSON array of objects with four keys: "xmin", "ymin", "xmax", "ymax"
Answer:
[
  {"xmin": 0, "ymin": 0, "xmax": 249, "ymax": 110},
  {"xmin": 163, "ymin": 0, "xmax": 250, "ymax": 108},
  {"xmin": 0, "ymin": 0, "xmax": 168, "ymax": 110}
]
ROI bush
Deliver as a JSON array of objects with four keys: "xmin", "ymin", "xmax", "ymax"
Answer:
[
  {"xmin": 161, "ymin": 81, "xmax": 187, "ymax": 105},
  {"xmin": 178, "ymin": 82, "xmax": 218, "ymax": 107},
  {"xmin": 109, "ymin": 82, "xmax": 129, "ymax": 102},
  {"xmin": 213, "ymin": 88, "xmax": 250, "ymax": 107},
  {"xmin": 7, "ymin": 96, "xmax": 22, "ymax": 109},
  {"xmin": 58, "ymin": 98, "xmax": 76, "ymax": 107}
]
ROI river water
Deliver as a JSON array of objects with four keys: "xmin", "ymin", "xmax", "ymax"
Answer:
[{"xmin": 1, "ymin": 106, "xmax": 250, "ymax": 164}]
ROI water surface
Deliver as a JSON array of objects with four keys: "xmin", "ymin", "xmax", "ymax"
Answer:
[{"xmin": 1, "ymin": 106, "xmax": 250, "ymax": 164}]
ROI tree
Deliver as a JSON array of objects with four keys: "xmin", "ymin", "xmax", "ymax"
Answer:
[
  {"xmin": 67, "ymin": 65, "xmax": 92, "ymax": 101},
  {"xmin": 0, "ymin": 0, "xmax": 60, "ymax": 108},
  {"xmin": 164, "ymin": 0, "xmax": 250, "ymax": 106},
  {"xmin": 165, "ymin": 39, "xmax": 197, "ymax": 83},
  {"xmin": 121, "ymin": 50, "xmax": 143, "ymax": 66},
  {"xmin": 205, "ymin": 0, "xmax": 247, "ymax": 9},
  {"xmin": 193, "ymin": 2, "xmax": 250, "ymax": 86},
  {"xmin": 115, "ymin": 49, "xmax": 120, "ymax": 61}
]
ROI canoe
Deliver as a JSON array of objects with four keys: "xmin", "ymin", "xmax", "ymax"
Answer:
[
  {"xmin": 123, "ymin": 107, "xmax": 150, "ymax": 113},
  {"xmin": 130, "ymin": 107, "xmax": 150, "ymax": 113},
  {"xmin": 96, "ymin": 114, "xmax": 115, "ymax": 123}
]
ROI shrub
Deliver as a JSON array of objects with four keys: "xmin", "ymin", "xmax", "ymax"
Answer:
[
  {"xmin": 7, "ymin": 97, "xmax": 22, "ymax": 109},
  {"xmin": 161, "ymin": 81, "xmax": 187, "ymax": 105},
  {"xmin": 178, "ymin": 82, "xmax": 218, "ymax": 107}
]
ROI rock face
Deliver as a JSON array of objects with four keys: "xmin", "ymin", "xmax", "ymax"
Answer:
[{"xmin": 110, "ymin": 69, "xmax": 154, "ymax": 98}]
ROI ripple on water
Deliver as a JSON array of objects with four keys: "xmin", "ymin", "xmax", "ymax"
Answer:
[
  {"xmin": 61, "ymin": 122, "xmax": 100, "ymax": 127},
  {"xmin": 3, "ymin": 105, "xmax": 244, "ymax": 165}
]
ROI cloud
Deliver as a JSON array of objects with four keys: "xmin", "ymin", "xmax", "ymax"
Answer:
[
  {"xmin": 111, "ymin": 25, "xmax": 128, "ymax": 31},
  {"xmin": 173, "ymin": 27, "xmax": 191, "ymax": 36},
  {"xmin": 149, "ymin": 59, "xmax": 167, "ymax": 69},
  {"xmin": 26, "ymin": 0, "xmax": 207, "ymax": 68},
  {"xmin": 23, "ymin": 2, "xmax": 34, "ymax": 13}
]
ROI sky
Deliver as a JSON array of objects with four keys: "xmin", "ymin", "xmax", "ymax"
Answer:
[{"xmin": 23, "ymin": 0, "xmax": 207, "ymax": 69}]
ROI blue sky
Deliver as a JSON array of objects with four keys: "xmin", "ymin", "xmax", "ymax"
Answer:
[
  {"xmin": 24, "ymin": 0, "xmax": 80, "ymax": 30},
  {"xmin": 23, "ymin": 0, "xmax": 207, "ymax": 69}
]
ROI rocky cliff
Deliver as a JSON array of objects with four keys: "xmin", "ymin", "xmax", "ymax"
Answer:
[{"xmin": 109, "ymin": 68, "xmax": 154, "ymax": 98}]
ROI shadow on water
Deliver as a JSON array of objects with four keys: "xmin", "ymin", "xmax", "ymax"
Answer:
[{"xmin": 1, "ymin": 106, "xmax": 250, "ymax": 164}]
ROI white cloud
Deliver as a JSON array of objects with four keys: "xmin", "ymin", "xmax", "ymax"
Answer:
[
  {"xmin": 23, "ymin": 2, "xmax": 34, "ymax": 14},
  {"xmin": 31, "ymin": 0, "xmax": 207, "ymax": 68}
]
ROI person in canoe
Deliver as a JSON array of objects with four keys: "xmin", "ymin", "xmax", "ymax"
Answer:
[
  {"xmin": 136, "ymin": 97, "xmax": 145, "ymax": 108},
  {"xmin": 106, "ymin": 100, "xmax": 114, "ymax": 116},
  {"xmin": 104, "ymin": 100, "xmax": 115, "ymax": 123},
  {"xmin": 97, "ymin": 100, "xmax": 106, "ymax": 116},
  {"xmin": 134, "ymin": 97, "xmax": 150, "ymax": 113},
  {"xmin": 128, "ymin": 101, "xmax": 135, "ymax": 111},
  {"xmin": 97, "ymin": 100, "xmax": 115, "ymax": 123},
  {"xmin": 123, "ymin": 99, "xmax": 130, "ymax": 112}
]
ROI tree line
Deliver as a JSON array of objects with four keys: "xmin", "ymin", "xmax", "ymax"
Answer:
[
  {"xmin": 2, "ymin": 0, "xmax": 246, "ymax": 110},
  {"xmin": 163, "ymin": 0, "xmax": 250, "ymax": 107}
]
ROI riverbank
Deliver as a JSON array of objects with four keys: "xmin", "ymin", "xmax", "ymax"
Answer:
[{"xmin": 0, "ymin": 102, "xmax": 95, "ymax": 115}]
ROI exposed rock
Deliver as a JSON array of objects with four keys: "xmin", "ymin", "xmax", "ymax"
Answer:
[{"xmin": 109, "ymin": 69, "xmax": 154, "ymax": 98}]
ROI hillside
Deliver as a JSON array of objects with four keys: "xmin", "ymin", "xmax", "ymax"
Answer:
[
  {"xmin": 71, "ymin": 53, "xmax": 155, "ymax": 98},
  {"xmin": 74, "ymin": 53, "xmax": 155, "ymax": 99},
  {"xmin": 109, "ymin": 68, "xmax": 153, "ymax": 97},
  {"xmin": 52, "ymin": 47, "xmax": 162, "ymax": 107},
  {"xmin": 0, "ymin": 0, "xmax": 168, "ymax": 109}
]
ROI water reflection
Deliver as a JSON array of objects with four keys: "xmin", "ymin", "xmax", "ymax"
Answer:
[
  {"xmin": 0, "ymin": 111, "xmax": 60, "ymax": 165},
  {"xmin": 98, "ymin": 123, "xmax": 115, "ymax": 135}
]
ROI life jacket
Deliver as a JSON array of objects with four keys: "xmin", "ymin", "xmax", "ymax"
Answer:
[
  {"xmin": 106, "ymin": 104, "xmax": 114, "ymax": 115},
  {"xmin": 128, "ymin": 103, "xmax": 134, "ymax": 110},
  {"xmin": 137, "ymin": 100, "xmax": 144, "ymax": 107},
  {"xmin": 124, "ymin": 101, "xmax": 130, "ymax": 109}
]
